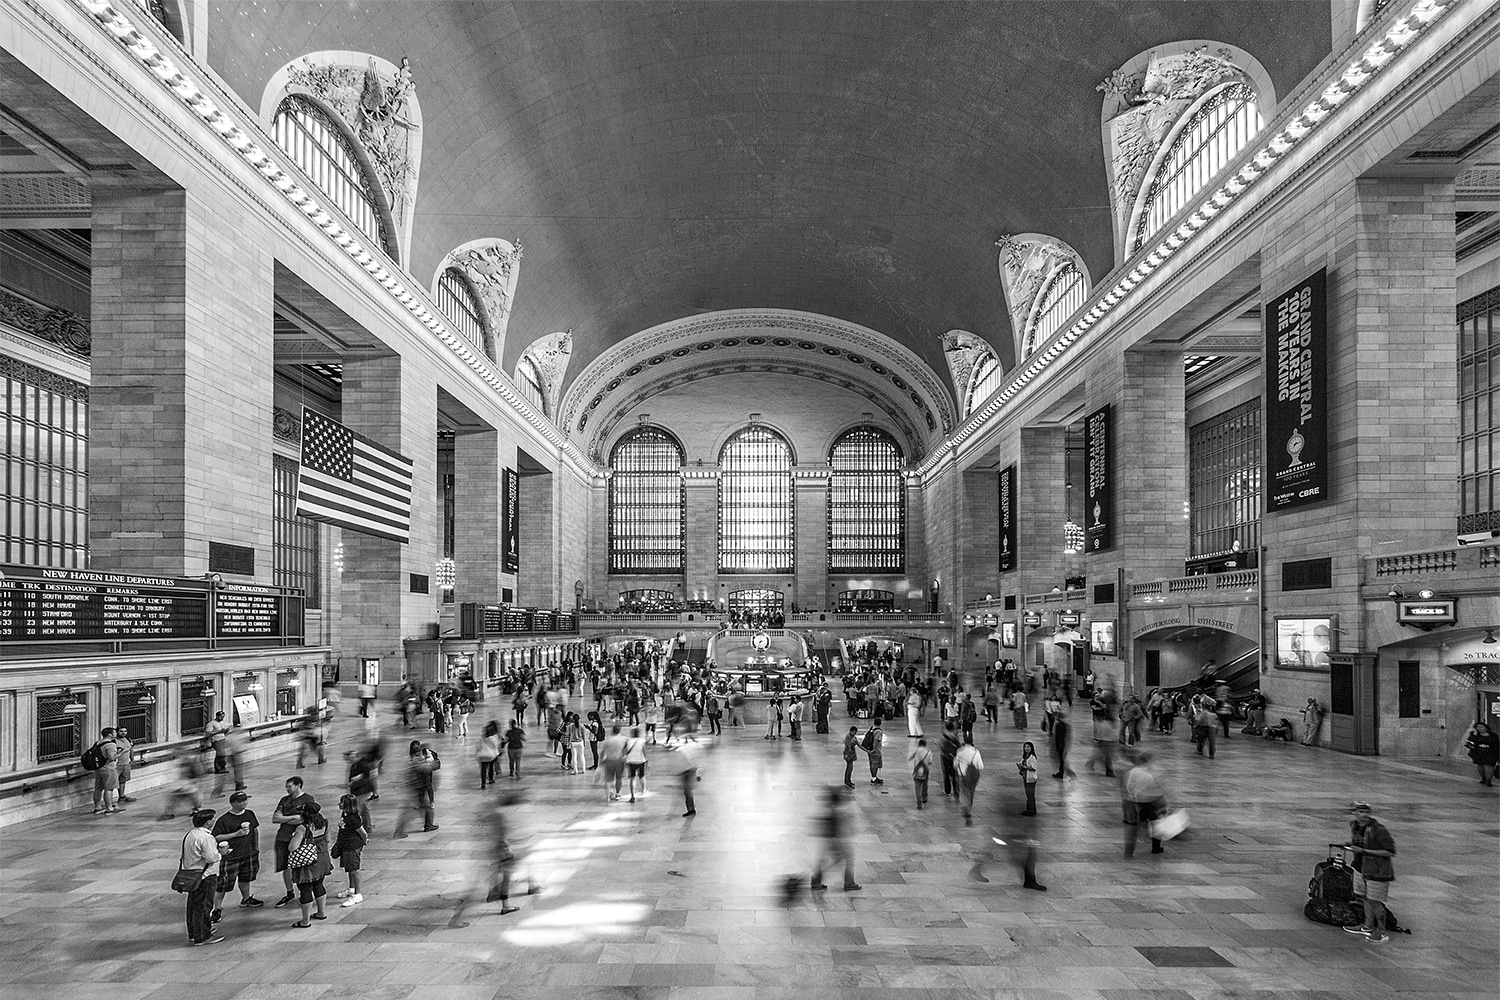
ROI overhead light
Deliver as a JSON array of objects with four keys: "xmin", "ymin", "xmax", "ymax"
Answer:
[
  {"xmin": 62, "ymin": 698, "xmax": 87, "ymax": 715},
  {"xmin": 1417, "ymin": 589, "xmax": 1435, "ymax": 600},
  {"xmin": 135, "ymin": 684, "xmax": 157, "ymax": 707}
]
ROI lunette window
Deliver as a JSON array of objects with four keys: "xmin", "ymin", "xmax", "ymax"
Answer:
[
  {"xmin": 272, "ymin": 95, "xmax": 395, "ymax": 258},
  {"xmin": 436, "ymin": 268, "xmax": 491, "ymax": 359},
  {"xmin": 515, "ymin": 356, "xmax": 547, "ymax": 415}
]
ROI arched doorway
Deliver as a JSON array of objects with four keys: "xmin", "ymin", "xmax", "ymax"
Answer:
[{"xmin": 1131, "ymin": 625, "xmax": 1258, "ymax": 696}]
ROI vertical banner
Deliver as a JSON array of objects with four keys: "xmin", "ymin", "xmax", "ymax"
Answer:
[
  {"xmin": 1084, "ymin": 403, "xmax": 1113, "ymax": 552},
  {"xmin": 998, "ymin": 464, "xmax": 1018, "ymax": 572},
  {"xmin": 1266, "ymin": 267, "xmax": 1328, "ymax": 511},
  {"xmin": 502, "ymin": 467, "xmax": 520, "ymax": 573}
]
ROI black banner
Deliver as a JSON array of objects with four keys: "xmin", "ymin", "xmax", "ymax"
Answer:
[
  {"xmin": 502, "ymin": 467, "xmax": 520, "ymax": 573},
  {"xmin": 1266, "ymin": 267, "xmax": 1328, "ymax": 511},
  {"xmin": 999, "ymin": 464, "xmax": 1017, "ymax": 572},
  {"xmin": 1084, "ymin": 403, "xmax": 1113, "ymax": 552}
]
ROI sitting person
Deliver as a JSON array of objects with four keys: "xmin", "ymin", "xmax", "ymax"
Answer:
[{"xmin": 1262, "ymin": 718, "xmax": 1295, "ymax": 742}]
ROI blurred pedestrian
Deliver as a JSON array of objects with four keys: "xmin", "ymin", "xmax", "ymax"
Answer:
[
  {"xmin": 908, "ymin": 737, "xmax": 932, "ymax": 808},
  {"xmin": 625, "ymin": 726, "xmax": 648, "ymax": 803},
  {"xmin": 1465, "ymin": 721, "xmax": 1498, "ymax": 786},
  {"xmin": 676, "ymin": 739, "xmax": 701, "ymax": 817},
  {"xmin": 503, "ymin": 720, "xmax": 526, "ymax": 778},
  {"xmin": 601, "ymin": 723, "xmax": 627, "ymax": 800},
  {"xmin": 450, "ymin": 790, "xmax": 542, "ymax": 927},
  {"xmin": 810, "ymin": 787, "xmax": 861, "ymax": 892},
  {"xmin": 392, "ymin": 740, "xmax": 440, "ymax": 838},
  {"xmin": 940, "ymin": 721, "xmax": 961, "ymax": 796},
  {"xmin": 1123, "ymin": 751, "xmax": 1166, "ymax": 857},
  {"xmin": 476, "ymin": 721, "xmax": 501, "ymax": 789},
  {"xmin": 955, "ymin": 733, "xmax": 984, "ymax": 825}
]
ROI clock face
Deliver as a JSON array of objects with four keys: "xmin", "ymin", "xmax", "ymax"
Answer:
[{"xmin": 752, "ymin": 632, "xmax": 771, "ymax": 650}]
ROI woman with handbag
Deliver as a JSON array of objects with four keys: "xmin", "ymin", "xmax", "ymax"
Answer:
[
  {"xmin": 476, "ymin": 721, "xmax": 501, "ymax": 789},
  {"xmin": 287, "ymin": 801, "xmax": 333, "ymax": 927},
  {"xmin": 176, "ymin": 807, "xmax": 225, "ymax": 945},
  {"xmin": 1017, "ymin": 741, "xmax": 1039, "ymax": 815}
]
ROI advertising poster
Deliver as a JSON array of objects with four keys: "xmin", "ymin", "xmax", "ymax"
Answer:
[
  {"xmin": 999, "ymin": 464, "xmax": 1017, "ymax": 572},
  {"xmin": 1001, "ymin": 621, "xmax": 1018, "ymax": 648},
  {"xmin": 502, "ymin": 467, "xmax": 520, "ymax": 573},
  {"xmin": 1090, "ymin": 620, "xmax": 1116, "ymax": 656},
  {"xmin": 1265, "ymin": 267, "xmax": 1328, "ymax": 511},
  {"xmin": 1084, "ymin": 404, "xmax": 1113, "ymax": 552},
  {"xmin": 1276, "ymin": 616, "xmax": 1335, "ymax": 670}
]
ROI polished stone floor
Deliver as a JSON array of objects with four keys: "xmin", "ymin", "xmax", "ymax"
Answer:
[{"xmin": 2, "ymin": 689, "xmax": 1497, "ymax": 1000}]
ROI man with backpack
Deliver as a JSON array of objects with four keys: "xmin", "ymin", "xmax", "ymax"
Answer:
[
  {"xmin": 84, "ymin": 727, "xmax": 121, "ymax": 814},
  {"xmin": 861, "ymin": 718, "xmax": 885, "ymax": 784}
]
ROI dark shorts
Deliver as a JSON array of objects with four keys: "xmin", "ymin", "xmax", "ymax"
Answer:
[
  {"xmin": 274, "ymin": 840, "xmax": 291, "ymax": 872},
  {"xmin": 218, "ymin": 854, "xmax": 260, "ymax": 891},
  {"xmin": 339, "ymin": 849, "xmax": 362, "ymax": 873},
  {"xmin": 296, "ymin": 877, "xmax": 327, "ymax": 903},
  {"xmin": 628, "ymin": 762, "xmax": 646, "ymax": 778}
]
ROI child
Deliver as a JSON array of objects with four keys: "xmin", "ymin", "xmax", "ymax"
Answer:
[{"xmin": 333, "ymin": 794, "xmax": 368, "ymax": 906}]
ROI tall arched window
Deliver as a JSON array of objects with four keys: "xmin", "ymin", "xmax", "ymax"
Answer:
[
  {"xmin": 272, "ymin": 95, "xmax": 396, "ymax": 258},
  {"xmin": 435, "ymin": 267, "xmax": 492, "ymax": 359},
  {"xmin": 828, "ymin": 427, "xmax": 904, "ymax": 573},
  {"xmin": 1132, "ymin": 83, "xmax": 1261, "ymax": 252},
  {"xmin": 719, "ymin": 426, "xmax": 794, "ymax": 573},
  {"xmin": 515, "ymin": 356, "xmax": 546, "ymax": 415},
  {"xmin": 609, "ymin": 427, "xmax": 685, "ymax": 574},
  {"xmin": 1024, "ymin": 265, "xmax": 1087, "ymax": 358}
]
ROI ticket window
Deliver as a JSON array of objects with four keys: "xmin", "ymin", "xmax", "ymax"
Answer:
[{"xmin": 360, "ymin": 658, "xmax": 380, "ymax": 688}]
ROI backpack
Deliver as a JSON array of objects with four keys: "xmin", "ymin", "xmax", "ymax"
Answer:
[
  {"xmin": 80, "ymin": 741, "xmax": 107, "ymax": 772},
  {"xmin": 860, "ymin": 728, "xmax": 878, "ymax": 753}
]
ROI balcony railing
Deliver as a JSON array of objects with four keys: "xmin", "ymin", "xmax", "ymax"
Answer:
[
  {"xmin": 1129, "ymin": 569, "xmax": 1258, "ymax": 601},
  {"xmin": 1368, "ymin": 542, "xmax": 1499, "ymax": 579}
]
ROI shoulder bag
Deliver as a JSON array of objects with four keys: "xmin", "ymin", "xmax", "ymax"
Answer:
[{"xmin": 170, "ymin": 833, "xmax": 206, "ymax": 892}]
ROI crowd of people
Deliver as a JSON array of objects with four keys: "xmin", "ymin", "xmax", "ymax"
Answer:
[{"xmin": 143, "ymin": 646, "xmax": 1482, "ymax": 950}]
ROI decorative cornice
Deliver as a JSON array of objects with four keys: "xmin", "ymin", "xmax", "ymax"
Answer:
[
  {"xmin": 562, "ymin": 309, "xmax": 954, "ymax": 446},
  {"xmin": 0, "ymin": 355, "xmax": 89, "ymax": 401},
  {"xmin": 0, "ymin": 289, "xmax": 90, "ymax": 358},
  {"xmin": 584, "ymin": 356, "xmax": 924, "ymax": 465},
  {"xmin": 918, "ymin": 0, "xmax": 1467, "ymax": 477}
]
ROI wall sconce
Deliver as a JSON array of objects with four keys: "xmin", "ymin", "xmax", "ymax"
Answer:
[
  {"xmin": 60, "ymin": 688, "xmax": 87, "ymax": 715},
  {"xmin": 982, "ymin": 613, "xmax": 998, "ymax": 627},
  {"xmin": 1386, "ymin": 587, "xmax": 1403, "ymax": 599},
  {"xmin": 134, "ymin": 683, "xmax": 157, "ymax": 707}
]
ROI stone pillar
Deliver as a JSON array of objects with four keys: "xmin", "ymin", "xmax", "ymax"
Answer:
[
  {"xmin": 338, "ymin": 356, "xmax": 438, "ymax": 684},
  {"xmin": 453, "ymin": 430, "xmax": 505, "ymax": 605},
  {"xmin": 88, "ymin": 187, "xmax": 274, "ymax": 577},
  {"xmin": 960, "ymin": 469, "xmax": 1000, "ymax": 603},
  {"xmin": 682, "ymin": 471, "xmax": 719, "ymax": 608},
  {"xmin": 904, "ymin": 479, "xmax": 927, "ymax": 609},
  {"xmin": 1260, "ymin": 174, "xmax": 1457, "ymax": 712},
  {"xmin": 517, "ymin": 470, "xmax": 556, "ymax": 608},
  {"xmin": 1016, "ymin": 425, "xmax": 1068, "ymax": 600},
  {"xmin": 793, "ymin": 469, "xmax": 829, "ymax": 612}
]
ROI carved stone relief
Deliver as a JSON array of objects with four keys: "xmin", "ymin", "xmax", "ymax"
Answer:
[
  {"xmin": 0, "ymin": 289, "xmax": 91, "ymax": 358},
  {"xmin": 437, "ymin": 239, "xmax": 524, "ymax": 359},
  {"xmin": 993, "ymin": 235, "xmax": 1085, "ymax": 362},
  {"xmin": 523, "ymin": 330, "xmax": 572, "ymax": 416}
]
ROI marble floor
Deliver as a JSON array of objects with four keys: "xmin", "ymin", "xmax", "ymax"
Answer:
[{"xmin": 2, "ymin": 692, "xmax": 1497, "ymax": 1000}]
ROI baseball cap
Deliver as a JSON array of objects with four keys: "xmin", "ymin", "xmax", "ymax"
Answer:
[
  {"xmin": 229, "ymin": 791, "xmax": 251, "ymax": 803},
  {"xmin": 1348, "ymin": 800, "xmax": 1372, "ymax": 812}
]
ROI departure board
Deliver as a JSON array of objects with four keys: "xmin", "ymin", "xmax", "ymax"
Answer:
[
  {"xmin": 0, "ymin": 565, "xmax": 305, "ymax": 645},
  {"xmin": 0, "ymin": 569, "xmax": 209, "ymax": 640}
]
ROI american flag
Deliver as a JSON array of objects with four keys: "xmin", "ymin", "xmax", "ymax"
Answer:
[{"xmin": 296, "ymin": 407, "xmax": 413, "ymax": 543}]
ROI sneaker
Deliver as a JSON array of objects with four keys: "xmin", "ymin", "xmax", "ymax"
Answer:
[
  {"xmin": 274, "ymin": 892, "xmax": 296, "ymax": 908},
  {"xmin": 239, "ymin": 898, "xmax": 264, "ymax": 908},
  {"xmin": 810, "ymin": 883, "xmax": 829, "ymax": 892},
  {"xmin": 843, "ymin": 883, "xmax": 862, "ymax": 891},
  {"xmin": 193, "ymin": 935, "xmax": 227, "ymax": 946},
  {"xmin": 1366, "ymin": 934, "xmax": 1389, "ymax": 944},
  {"xmin": 336, "ymin": 888, "xmax": 354, "ymax": 899},
  {"xmin": 341, "ymin": 894, "xmax": 363, "ymax": 907},
  {"xmin": 209, "ymin": 909, "xmax": 223, "ymax": 923},
  {"xmin": 1342, "ymin": 925, "xmax": 1370, "ymax": 936}
]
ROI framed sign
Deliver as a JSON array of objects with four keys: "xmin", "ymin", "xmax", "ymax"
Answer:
[
  {"xmin": 1022, "ymin": 610, "xmax": 1043, "ymax": 628},
  {"xmin": 502, "ymin": 467, "xmax": 520, "ymax": 573},
  {"xmin": 1090, "ymin": 620, "xmax": 1116, "ymax": 656},
  {"xmin": 1058, "ymin": 609, "xmax": 1081, "ymax": 628},
  {"xmin": 998, "ymin": 464, "xmax": 1017, "ymax": 572},
  {"xmin": 1396, "ymin": 599, "xmax": 1456, "ymax": 627},
  {"xmin": 1084, "ymin": 404, "xmax": 1113, "ymax": 551},
  {"xmin": 1275, "ymin": 615, "xmax": 1336, "ymax": 670},
  {"xmin": 1266, "ymin": 267, "xmax": 1329, "ymax": 511},
  {"xmin": 1001, "ymin": 621, "xmax": 1018, "ymax": 648}
]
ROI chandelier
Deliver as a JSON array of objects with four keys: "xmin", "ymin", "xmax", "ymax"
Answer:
[{"xmin": 1063, "ymin": 520, "xmax": 1084, "ymax": 554}]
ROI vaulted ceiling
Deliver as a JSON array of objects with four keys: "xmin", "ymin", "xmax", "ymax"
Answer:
[{"xmin": 207, "ymin": 1, "xmax": 1331, "ymax": 454}]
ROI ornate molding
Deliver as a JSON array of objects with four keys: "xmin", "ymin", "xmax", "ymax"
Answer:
[
  {"xmin": 561, "ymin": 310, "xmax": 955, "ymax": 441},
  {"xmin": 585, "ymin": 356, "xmax": 923, "ymax": 465},
  {"xmin": 0, "ymin": 289, "xmax": 90, "ymax": 358},
  {"xmin": 992, "ymin": 235, "xmax": 1087, "ymax": 361},
  {"xmin": 522, "ymin": 329, "xmax": 571, "ymax": 416},
  {"xmin": 940, "ymin": 330, "xmax": 999, "ymax": 409},
  {"xmin": 272, "ymin": 406, "xmax": 302, "ymax": 444},
  {"xmin": 437, "ymin": 239, "xmax": 523, "ymax": 358},
  {"xmin": 0, "ymin": 355, "xmax": 89, "ymax": 401}
]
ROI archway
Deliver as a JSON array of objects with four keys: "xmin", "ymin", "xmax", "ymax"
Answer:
[{"xmin": 1131, "ymin": 624, "xmax": 1258, "ymax": 696}]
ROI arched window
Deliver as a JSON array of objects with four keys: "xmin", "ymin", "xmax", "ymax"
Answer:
[
  {"xmin": 1024, "ymin": 265, "xmax": 1088, "ymax": 358},
  {"xmin": 828, "ymin": 427, "xmax": 904, "ymax": 573},
  {"xmin": 719, "ymin": 426, "xmax": 794, "ymax": 573},
  {"xmin": 965, "ymin": 355, "xmax": 1004, "ymax": 417},
  {"xmin": 515, "ymin": 356, "xmax": 547, "ymax": 415},
  {"xmin": 272, "ymin": 95, "xmax": 396, "ymax": 258},
  {"xmin": 609, "ymin": 428, "xmax": 685, "ymax": 574},
  {"xmin": 1132, "ymin": 83, "xmax": 1261, "ymax": 252},
  {"xmin": 435, "ymin": 267, "xmax": 491, "ymax": 358}
]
